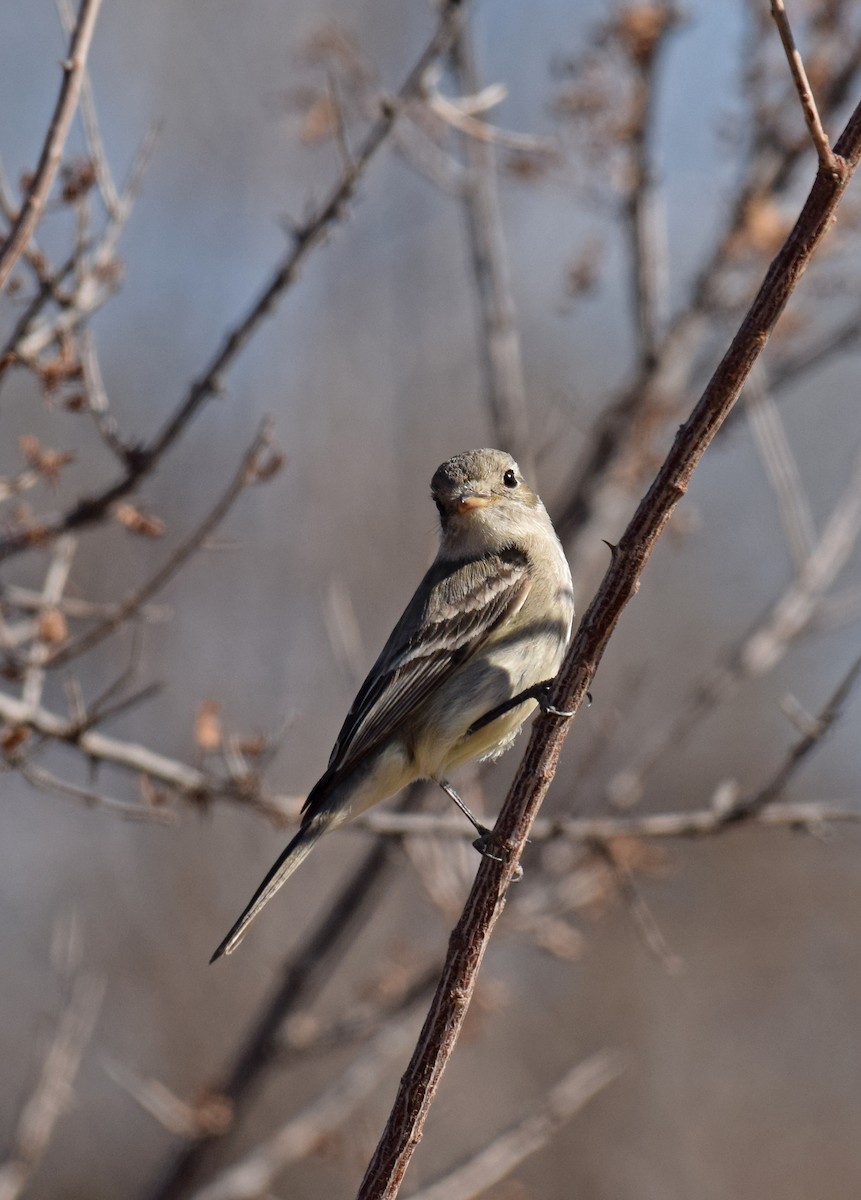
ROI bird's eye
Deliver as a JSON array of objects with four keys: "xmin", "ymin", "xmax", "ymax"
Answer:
[{"xmin": 503, "ymin": 469, "xmax": 518, "ymax": 488}]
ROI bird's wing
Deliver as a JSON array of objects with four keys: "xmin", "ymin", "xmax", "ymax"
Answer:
[{"xmin": 313, "ymin": 550, "xmax": 531, "ymax": 794}]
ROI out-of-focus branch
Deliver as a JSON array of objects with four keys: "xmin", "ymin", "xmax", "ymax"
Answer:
[
  {"xmin": 720, "ymin": 650, "xmax": 861, "ymax": 825},
  {"xmin": 356, "ymin": 89, "xmax": 861, "ymax": 1200},
  {"xmin": 187, "ymin": 1013, "xmax": 420, "ymax": 1200},
  {"xmin": 407, "ymin": 1050, "xmax": 625, "ymax": 1200},
  {"xmin": 279, "ymin": 960, "xmax": 441, "ymax": 1063},
  {"xmin": 142, "ymin": 787, "xmax": 424, "ymax": 1200},
  {"xmin": 4, "ymin": 671, "xmax": 855, "ymax": 839},
  {"xmin": 1, "ymin": 584, "xmax": 167, "ymax": 624},
  {"xmin": 0, "ymin": 0, "xmax": 470, "ymax": 564},
  {"xmin": 0, "ymin": 122, "xmax": 160, "ymax": 373},
  {"xmin": 44, "ymin": 421, "xmax": 281, "ymax": 669},
  {"xmin": 0, "ymin": 687, "xmax": 214, "ymax": 804},
  {"xmin": 0, "ymin": 0, "xmax": 103, "ymax": 293},
  {"xmin": 744, "ymin": 369, "xmax": 814, "ymax": 568},
  {"xmin": 621, "ymin": 4, "xmax": 679, "ymax": 371},
  {"xmin": 19, "ymin": 535, "xmax": 76, "ymax": 715},
  {"xmin": 606, "ymin": 439, "xmax": 861, "ymax": 806},
  {"xmin": 0, "ymin": 946, "xmax": 103, "ymax": 1200},
  {"xmin": 345, "ymin": 799, "xmax": 860, "ymax": 843},
  {"xmin": 56, "ymin": 0, "xmax": 120, "ymax": 216},
  {"xmin": 767, "ymin": 304, "xmax": 861, "ymax": 394},
  {"xmin": 449, "ymin": 27, "xmax": 531, "ymax": 471},
  {"xmin": 14, "ymin": 757, "xmax": 173, "ymax": 823},
  {"xmin": 554, "ymin": 6, "xmax": 861, "ymax": 553}
]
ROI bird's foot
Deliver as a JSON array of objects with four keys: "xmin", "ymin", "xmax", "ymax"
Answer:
[{"xmin": 472, "ymin": 828, "xmax": 523, "ymax": 880}]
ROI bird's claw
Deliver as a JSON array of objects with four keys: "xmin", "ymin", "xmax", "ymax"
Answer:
[
  {"xmin": 534, "ymin": 681, "xmax": 576, "ymax": 719},
  {"xmin": 472, "ymin": 829, "xmax": 524, "ymax": 880}
]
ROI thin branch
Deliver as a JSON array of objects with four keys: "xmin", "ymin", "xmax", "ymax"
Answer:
[
  {"xmin": 19, "ymin": 535, "xmax": 76, "ymax": 715},
  {"xmin": 80, "ymin": 329, "xmax": 131, "ymax": 462},
  {"xmin": 449, "ymin": 26, "xmax": 532, "ymax": 471},
  {"xmin": 279, "ymin": 961, "xmax": 441, "ymax": 1063},
  {"xmin": 103, "ymin": 1060, "xmax": 231, "ymax": 1140},
  {"xmin": 606, "ymin": 439, "xmax": 861, "ymax": 803},
  {"xmin": 345, "ymin": 799, "xmax": 860, "ymax": 843},
  {"xmin": 426, "ymin": 76, "xmax": 555, "ymax": 153},
  {"xmin": 187, "ymin": 1015, "xmax": 421, "ymax": 1200},
  {"xmin": 44, "ymin": 421, "xmax": 280, "ymax": 668},
  {"xmin": 770, "ymin": 0, "xmax": 839, "ymax": 174},
  {"xmin": 407, "ymin": 1050, "xmax": 625, "ymax": 1200},
  {"xmin": 622, "ymin": 4, "xmax": 679, "ymax": 372},
  {"xmin": 14, "ymin": 758, "xmax": 174, "ymax": 823},
  {"xmin": 0, "ymin": 0, "xmax": 103, "ymax": 293},
  {"xmin": 721, "ymin": 650, "xmax": 861, "ymax": 824},
  {"xmin": 0, "ymin": 964, "xmax": 104, "ymax": 1200},
  {"xmin": 768, "ymin": 305, "xmax": 861, "ymax": 393},
  {"xmin": 56, "ymin": 0, "xmax": 121, "ymax": 216},
  {"xmin": 744, "ymin": 368, "xmax": 815, "ymax": 568},
  {"xmin": 356, "ymin": 90, "xmax": 861, "ymax": 1200},
  {"xmin": 0, "ymin": 688, "xmax": 213, "ymax": 804},
  {"xmin": 0, "ymin": 583, "xmax": 168, "ymax": 624},
  {"xmin": 0, "ymin": 0, "xmax": 470, "ymax": 564},
  {"xmin": 588, "ymin": 839, "xmax": 682, "ymax": 973}
]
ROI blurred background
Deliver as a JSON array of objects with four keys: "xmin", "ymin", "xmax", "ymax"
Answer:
[{"xmin": 2, "ymin": 1, "xmax": 861, "ymax": 1197}]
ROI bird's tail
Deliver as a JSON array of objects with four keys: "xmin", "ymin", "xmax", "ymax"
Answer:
[{"xmin": 209, "ymin": 815, "xmax": 328, "ymax": 962}]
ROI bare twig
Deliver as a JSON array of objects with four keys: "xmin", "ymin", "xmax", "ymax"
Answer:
[
  {"xmin": 1, "ymin": 584, "xmax": 168, "ymax": 624},
  {"xmin": 426, "ymin": 73, "xmax": 555, "ymax": 153},
  {"xmin": 356, "ymin": 91, "xmax": 861, "ymax": 1200},
  {"xmin": 720, "ymin": 650, "xmax": 861, "ymax": 825},
  {"xmin": 588, "ymin": 839, "xmax": 682, "ymax": 973},
  {"xmin": 103, "ymin": 1060, "xmax": 231, "ymax": 1140},
  {"xmin": 280, "ymin": 960, "xmax": 441, "ymax": 1063},
  {"xmin": 0, "ymin": 957, "xmax": 103, "ymax": 1200},
  {"xmin": 14, "ymin": 758, "xmax": 174, "ymax": 823},
  {"xmin": 0, "ymin": 0, "xmax": 470, "ymax": 564},
  {"xmin": 622, "ymin": 4, "xmax": 679, "ymax": 371},
  {"xmin": 606, "ymin": 440, "xmax": 861, "ymax": 805},
  {"xmin": 744, "ymin": 369, "xmax": 815, "ymax": 568},
  {"xmin": 449, "ymin": 26, "xmax": 532, "ymax": 471},
  {"xmin": 19, "ymin": 536, "xmax": 76, "ymax": 715},
  {"xmin": 45, "ymin": 421, "xmax": 280, "ymax": 668},
  {"xmin": 56, "ymin": 0, "xmax": 121, "ymax": 216},
  {"xmin": 0, "ymin": 688, "xmax": 213, "ymax": 805},
  {"xmin": 0, "ymin": 0, "xmax": 103, "ymax": 293},
  {"xmin": 80, "ymin": 329, "xmax": 131, "ymax": 462},
  {"xmin": 349, "ymin": 799, "xmax": 860, "ymax": 843},
  {"xmin": 187, "ymin": 1014, "xmax": 421, "ymax": 1200},
  {"xmin": 767, "ymin": 304, "xmax": 861, "ymax": 394},
  {"xmin": 407, "ymin": 1050, "xmax": 625, "ymax": 1200},
  {"xmin": 770, "ymin": 0, "xmax": 839, "ymax": 174}
]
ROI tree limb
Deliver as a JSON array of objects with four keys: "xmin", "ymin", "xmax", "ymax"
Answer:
[{"xmin": 355, "ymin": 89, "xmax": 861, "ymax": 1200}]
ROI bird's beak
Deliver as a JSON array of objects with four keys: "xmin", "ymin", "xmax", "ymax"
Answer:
[{"xmin": 457, "ymin": 492, "xmax": 492, "ymax": 512}]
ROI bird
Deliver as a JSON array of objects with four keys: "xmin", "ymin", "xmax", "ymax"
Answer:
[{"xmin": 211, "ymin": 448, "xmax": 574, "ymax": 961}]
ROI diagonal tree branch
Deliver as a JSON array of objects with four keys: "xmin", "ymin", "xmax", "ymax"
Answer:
[
  {"xmin": 0, "ymin": 0, "xmax": 103, "ymax": 293},
  {"xmin": 355, "ymin": 88, "xmax": 861, "ymax": 1200},
  {"xmin": 43, "ymin": 421, "xmax": 279, "ymax": 669}
]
